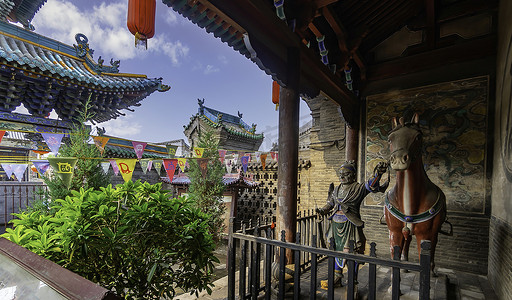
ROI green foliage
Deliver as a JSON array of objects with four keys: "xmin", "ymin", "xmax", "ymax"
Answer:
[
  {"xmin": 187, "ymin": 130, "xmax": 226, "ymax": 241},
  {"xmin": 43, "ymin": 96, "xmax": 110, "ymax": 200},
  {"xmin": 1, "ymin": 181, "xmax": 218, "ymax": 299}
]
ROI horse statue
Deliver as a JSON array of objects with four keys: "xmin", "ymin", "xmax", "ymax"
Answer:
[{"xmin": 384, "ymin": 113, "xmax": 447, "ymax": 275}]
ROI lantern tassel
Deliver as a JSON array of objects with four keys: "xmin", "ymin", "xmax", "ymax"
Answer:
[{"xmin": 134, "ymin": 32, "xmax": 148, "ymax": 50}]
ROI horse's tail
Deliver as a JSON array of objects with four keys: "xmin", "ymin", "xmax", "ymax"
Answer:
[{"xmin": 402, "ymin": 224, "xmax": 411, "ymax": 240}]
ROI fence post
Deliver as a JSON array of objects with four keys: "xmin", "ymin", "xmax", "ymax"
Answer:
[
  {"xmin": 251, "ymin": 222, "xmax": 261, "ymax": 300},
  {"xmin": 240, "ymin": 223, "xmax": 248, "ymax": 300},
  {"xmin": 265, "ymin": 228, "xmax": 273, "ymax": 300},
  {"xmin": 419, "ymin": 240, "xmax": 431, "ymax": 300},
  {"xmin": 327, "ymin": 237, "xmax": 335, "ymax": 300},
  {"xmin": 391, "ymin": 245, "xmax": 401, "ymax": 300},
  {"xmin": 368, "ymin": 242, "xmax": 377, "ymax": 300},
  {"xmin": 294, "ymin": 232, "xmax": 301, "ymax": 300},
  {"xmin": 310, "ymin": 234, "xmax": 317, "ymax": 300},
  {"xmin": 278, "ymin": 230, "xmax": 286, "ymax": 300},
  {"xmin": 228, "ymin": 218, "xmax": 236, "ymax": 300},
  {"xmin": 347, "ymin": 240, "xmax": 355, "ymax": 300}
]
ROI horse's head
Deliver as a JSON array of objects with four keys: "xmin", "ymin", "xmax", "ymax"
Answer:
[{"xmin": 388, "ymin": 113, "xmax": 423, "ymax": 170}]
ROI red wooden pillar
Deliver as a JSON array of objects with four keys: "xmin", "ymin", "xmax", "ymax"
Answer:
[
  {"xmin": 346, "ymin": 124, "xmax": 359, "ymax": 163},
  {"xmin": 277, "ymin": 47, "xmax": 300, "ymax": 263}
]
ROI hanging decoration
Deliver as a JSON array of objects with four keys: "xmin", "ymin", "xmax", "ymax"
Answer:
[
  {"xmin": 127, "ymin": 0, "xmax": 156, "ymax": 49},
  {"xmin": 109, "ymin": 159, "xmax": 120, "ymax": 176},
  {"xmin": 93, "ymin": 136, "xmax": 109, "ymax": 155},
  {"xmin": 0, "ymin": 130, "xmax": 5, "ymax": 143},
  {"xmin": 101, "ymin": 161, "xmax": 111, "ymax": 174},
  {"xmin": 147, "ymin": 160, "xmax": 153, "ymax": 171},
  {"xmin": 344, "ymin": 67, "xmax": 353, "ymax": 91},
  {"xmin": 132, "ymin": 141, "xmax": 147, "ymax": 160},
  {"xmin": 32, "ymin": 160, "xmax": 50, "ymax": 175},
  {"xmin": 317, "ymin": 35, "xmax": 329, "ymax": 65},
  {"xmin": 48, "ymin": 157, "xmax": 78, "ymax": 188},
  {"xmin": 241, "ymin": 155, "xmax": 249, "ymax": 173},
  {"xmin": 271, "ymin": 151, "xmax": 278, "ymax": 162},
  {"xmin": 163, "ymin": 159, "xmax": 178, "ymax": 183},
  {"xmin": 2, "ymin": 163, "xmax": 14, "ymax": 178},
  {"xmin": 140, "ymin": 159, "xmax": 150, "ymax": 174},
  {"xmin": 153, "ymin": 159, "xmax": 163, "ymax": 176},
  {"xmin": 225, "ymin": 157, "xmax": 234, "ymax": 174},
  {"xmin": 177, "ymin": 158, "xmax": 187, "ymax": 173},
  {"xmin": 194, "ymin": 147, "xmax": 205, "ymax": 158},
  {"xmin": 260, "ymin": 153, "xmax": 267, "ymax": 169},
  {"xmin": 166, "ymin": 145, "xmax": 178, "ymax": 158},
  {"xmin": 197, "ymin": 158, "xmax": 209, "ymax": 178},
  {"xmin": 40, "ymin": 132, "xmax": 64, "ymax": 154},
  {"xmin": 12, "ymin": 164, "xmax": 27, "ymax": 182},
  {"xmin": 116, "ymin": 159, "xmax": 137, "ymax": 183},
  {"xmin": 272, "ymin": 81, "xmax": 280, "ymax": 110},
  {"xmin": 218, "ymin": 150, "xmax": 227, "ymax": 163}
]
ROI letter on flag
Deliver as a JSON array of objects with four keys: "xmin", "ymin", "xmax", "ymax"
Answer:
[
  {"xmin": 166, "ymin": 145, "xmax": 178, "ymax": 158},
  {"xmin": 93, "ymin": 136, "xmax": 109, "ymax": 155},
  {"xmin": 140, "ymin": 159, "xmax": 150, "ymax": 174},
  {"xmin": 32, "ymin": 160, "xmax": 50, "ymax": 175},
  {"xmin": 194, "ymin": 147, "xmax": 205, "ymax": 158},
  {"xmin": 241, "ymin": 155, "xmax": 249, "ymax": 173},
  {"xmin": 260, "ymin": 153, "xmax": 267, "ymax": 169},
  {"xmin": 153, "ymin": 160, "xmax": 163, "ymax": 175},
  {"xmin": 47, "ymin": 157, "xmax": 78, "ymax": 188},
  {"xmin": 116, "ymin": 159, "xmax": 137, "ymax": 183},
  {"xmin": 197, "ymin": 158, "xmax": 209, "ymax": 178},
  {"xmin": 110, "ymin": 159, "xmax": 119, "ymax": 176},
  {"xmin": 163, "ymin": 159, "xmax": 178, "ymax": 183},
  {"xmin": 177, "ymin": 158, "xmax": 187, "ymax": 172},
  {"xmin": 132, "ymin": 142, "xmax": 147, "ymax": 160},
  {"xmin": 41, "ymin": 132, "xmax": 64, "ymax": 154}
]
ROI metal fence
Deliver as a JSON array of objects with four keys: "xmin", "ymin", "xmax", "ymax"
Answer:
[
  {"xmin": 227, "ymin": 217, "xmax": 432, "ymax": 300},
  {"xmin": 0, "ymin": 182, "xmax": 48, "ymax": 231}
]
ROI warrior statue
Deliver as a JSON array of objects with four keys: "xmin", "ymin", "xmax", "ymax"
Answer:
[{"xmin": 316, "ymin": 160, "xmax": 389, "ymax": 286}]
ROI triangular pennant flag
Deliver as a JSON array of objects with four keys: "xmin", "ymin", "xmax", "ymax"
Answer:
[
  {"xmin": 260, "ymin": 153, "xmax": 267, "ymax": 169},
  {"xmin": 270, "ymin": 151, "xmax": 278, "ymax": 162},
  {"xmin": 197, "ymin": 158, "xmax": 209, "ymax": 178},
  {"xmin": 0, "ymin": 130, "xmax": 5, "ymax": 143},
  {"xmin": 32, "ymin": 160, "xmax": 50, "ymax": 176},
  {"xmin": 225, "ymin": 158, "xmax": 233, "ymax": 174},
  {"xmin": 177, "ymin": 158, "xmax": 187, "ymax": 172},
  {"xmin": 140, "ymin": 159, "xmax": 150, "ymax": 174},
  {"xmin": 132, "ymin": 141, "xmax": 147, "ymax": 160},
  {"xmin": 241, "ymin": 156, "xmax": 249, "ymax": 173},
  {"xmin": 47, "ymin": 157, "xmax": 78, "ymax": 188},
  {"xmin": 166, "ymin": 145, "xmax": 178, "ymax": 158},
  {"xmin": 232, "ymin": 153, "xmax": 239, "ymax": 164},
  {"xmin": 163, "ymin": 159, "xmax": 178, "ymax": 183},
  {"xmin": 153, "ymin": 160, "xmax": 163, "ymax": 176},
  {"xmin": 116, "ymin": 159, "xmax": 137, "ymax": 183},
  {"xmin": 1, "ymin": 163, "xmax": 14, "ymax": 178},
  {"xmin": 255, "ymin": 152, "xmax": 261, "ymax": 160},
  {"xmin": 41, "ymin": 132, "xmax": 64, "ymax": 154},
  {"xmin": 148, "ymin": 160, "xmax": 153, "ymax": 171},
  {"xmin": 93, "ymin": 136, "xmax": 109, "ymax": 155},
  {"xmin": 33, "ymin": 150, "xmax": 50, "ymax": 155},
  {"xmin": 12, "ymin": 164, "xmax": 28, "ymax": 182},
  {"xmin": 218, "ymin": 149, "xmax": 227, "ymax": 163},
  {"xmin": 110, "ymin": 159, "xmax": 119, "ymax": 176},
  {"xmin": 194, "ymin": 147, "xmax": 205, "ymax": 158},
  {"xmin": 101, "ymin": 161, "xmax": 110, "ymax": 174},
  {"xmin": 237, "ymin": 151, "xmax": 244, "ymax": 162}
]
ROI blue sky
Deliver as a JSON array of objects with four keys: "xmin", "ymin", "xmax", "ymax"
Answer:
[{"xmin": 22, "ymin": 0, "xmax": 311, "ymax": 151}]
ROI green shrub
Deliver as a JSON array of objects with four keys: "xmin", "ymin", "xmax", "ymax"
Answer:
[{"xmin": 1, "ymin": 180, "xmax": 218, "ymax": 299}]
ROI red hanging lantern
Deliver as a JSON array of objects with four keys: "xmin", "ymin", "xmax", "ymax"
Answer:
[
  {"xmin": 127, "ymin": 0, "xmax": 156, "ymax": 49},
  {"xmin": 272, "ymin": 80, "xmax": 280, "ymax": 111}
]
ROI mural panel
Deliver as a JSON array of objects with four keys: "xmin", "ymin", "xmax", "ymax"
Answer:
[{"xmin": 365, "ymin": 76, "xmax": 489, "ymax": 213}]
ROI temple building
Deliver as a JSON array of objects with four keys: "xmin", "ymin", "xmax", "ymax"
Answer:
[{"xmin": 183, "ymin": 99, "xmax": 264, "ymax": 151}]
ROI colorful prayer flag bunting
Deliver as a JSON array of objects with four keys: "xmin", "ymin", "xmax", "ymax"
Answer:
[
  {"xmin": 132, "ymin": 141, "xmax": 147, "ymax": 160},
  {"xmin": 0, "ymin": 130, "xmax": 5, "ymax": 143},
  {"xmin": 270, "ymin": 151, "xmax": 278, "ymax": 162},
  {"xmin": 163, "ymin": 159, "xmax": 178, "ymax": 183},
  {"xmin": 194, "ymin": 147, "xmax": 205, "ymax": 158},
  {"xmin": 1, "ymin": 163, "xmax": 13, "ymax": 178},
  {"xmin": 48, "ymin": 157, "xmax": 78, "ymax": 188},
  {"xmin": 166, "ymin": 145, "xmax": 178, "ymax": 158},
  {"xmin": 93, "ymin": 136, "xmax": 109, "ymax": 155},
  {"xmin": 110, "ymin": 159, "xmax": 119, "ymax": 176},
  {"xmin": 260, "ymin": 153, "xmax": 267, "ymax": 169},
  {"xmin": 197, "ymin": 158, "xmax": 209, "ymax": 178},
  {"xmin": 225, "ymin": 157, "xmax": 235, "ymax": 174},
  {"xmin": 140, "ymin": 159, "xmax": 150, "ymax": 174},
  {"xmin": 32, "ymin": 160, "xmax": 50, "ymax": 176},
  {"xmin": 116, "ymin": 159, "xmax": 137, "ymax": 183},
  {"xmin": 177, "ymin": 158, "xmax": 187, "ymax": 172},
  {"xmin": 153, "ymin": 160, "xmax": 163, "ymax": 176},
  {"xmin": 148, "ymin": 160, "xmax": 153, "ymax": 171},
  {"xmin": 241, "ymin": 156, "xmax": 249, "ymax": 173},
  {"xmin": 218, "ymin": 149, "xmax": 227, "ymax": 163},
  {"xmin": 101, "ymin": 161, "xmax": 110, "ymax": 174},
  {"xmin": 12, "ymin": 164, "xmax": 27, "ymax": 182},
  {"xmin": 41, "ymin": 132, "xmax": 64, "ymax": 154}
]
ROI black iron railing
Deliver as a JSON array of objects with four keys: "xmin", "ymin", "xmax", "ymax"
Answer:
[
  {"xmin": 227, "ymin": 217, "xmax": 432, "ymax": 300},
  {"xmin": 0, "ymin": 182, "xmax": 48, "ymax": 230}
]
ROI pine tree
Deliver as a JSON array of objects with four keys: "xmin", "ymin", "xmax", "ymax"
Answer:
[{"xmin": 187, "ymin": 130, "xmax": 226, "ymax": 241}]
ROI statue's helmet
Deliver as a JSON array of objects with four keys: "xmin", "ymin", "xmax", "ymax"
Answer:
[{"xmin": 338, "ymin": 160, "xmax": 356, "ymax": 184}]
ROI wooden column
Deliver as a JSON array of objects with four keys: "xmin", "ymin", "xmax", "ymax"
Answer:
[
  {"xmin": 345, "ymin": 124, "xmax": 359, "ymax": 162},
  {"xmin": 277, "ymin": 47, "xmax": 300, "ymax": 263}
]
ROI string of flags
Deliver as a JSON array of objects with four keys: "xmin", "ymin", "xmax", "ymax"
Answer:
[{"xmin": 0, "ymin": 129, "xmax": 279, "ymax": 186}]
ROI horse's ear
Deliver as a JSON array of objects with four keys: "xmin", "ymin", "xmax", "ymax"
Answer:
[
  {"xmin": 399, "ymin": 117, "xmax": 405, "ymax": 126},
  {"xmin": 392, "ymin": 117, "xmax": 398, "ymax": 129},
  {"xmin": 411, "ymin": 113, "xmax": 419, "ymax": 124}
]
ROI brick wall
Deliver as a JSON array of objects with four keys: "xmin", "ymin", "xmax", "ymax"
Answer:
[{"xmin": 488, "ymin": 217, "xmax": 512, "ymax": 300}]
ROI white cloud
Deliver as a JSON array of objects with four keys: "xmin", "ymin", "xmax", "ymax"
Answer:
[
  {"xmin": 204, "ymin": 64, "xmax": 219, "ymax": 74},
  {"xmin": 99, "ymin": 115, "xmax": 141, "ymax": 138},
  {"xmin": 32, "ymin": 0, "xmax": 189, "ymax": 63},
  {"xmin": 165, "ymin": 10, "xmax": 178, "ymax": 25},
  {"xmin": 218, "ymin": 55, "xmax": 228, "ymax": 64}
]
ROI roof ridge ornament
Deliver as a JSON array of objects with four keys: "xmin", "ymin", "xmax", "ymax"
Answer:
[{"xmin": 73, "ymin": 33, "xmax": 120, "ymax": 74}]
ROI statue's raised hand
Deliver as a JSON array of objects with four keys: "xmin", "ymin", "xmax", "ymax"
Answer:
[{"xmin": 376, "ymin": 161, "xmax": 389, "ymax": 175}]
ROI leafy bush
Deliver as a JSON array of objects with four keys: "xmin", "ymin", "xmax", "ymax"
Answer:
[{"xmin": 1, "ymin": 180, "xmax": 218, "ymax": 299}]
